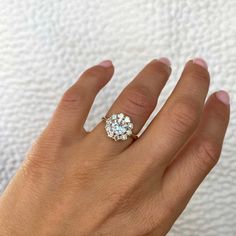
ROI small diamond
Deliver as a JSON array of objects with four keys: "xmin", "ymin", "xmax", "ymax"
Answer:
[
  {"xmin": 126, "ymin": 129, "xmax": 132, "ymax": 136},
  {"xmin": 128, "ymin": 123, "xmax": 133, "ymax": 129},
  {"xmin": 121, "ymin": 134, "xmax": 127, "ymax": 140},
  {"xmin": 111, "ymin": 114, "xmax": 117, "ymax": 120},
  {"xmin": 118, "ymin": 113, "xmax": 124, "ymax": 119},
  {"xmin": 124, "ymin": 116, "xmax": 130, "ymax": 123}
]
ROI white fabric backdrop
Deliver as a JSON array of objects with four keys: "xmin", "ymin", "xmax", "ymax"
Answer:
[{"xmin": 0, "ymin": 0, "xmax": 235, "ymax": 235}]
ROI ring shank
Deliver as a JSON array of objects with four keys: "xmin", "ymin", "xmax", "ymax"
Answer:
[{"xmin": 131, "ymin": 133, "xmax": 138, "ymax": 140}]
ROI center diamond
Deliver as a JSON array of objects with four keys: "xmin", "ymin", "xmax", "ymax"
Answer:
[
  {"xmin": 112, "ymin": 122, "xmax": 127, "ymax": 135},
  {"xmin": 105, "ymin": 113, "xmax": 134, "ymax": 141}
]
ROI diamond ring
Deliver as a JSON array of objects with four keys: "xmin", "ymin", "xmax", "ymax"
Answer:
[{"xmin": 102, "ymin": 113, "xmax": 138, "ymax": 141}]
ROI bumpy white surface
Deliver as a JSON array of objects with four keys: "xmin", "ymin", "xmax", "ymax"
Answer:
[{"xmin": 0, "ymin": 0, "xmax": 235, "ymax": 235}]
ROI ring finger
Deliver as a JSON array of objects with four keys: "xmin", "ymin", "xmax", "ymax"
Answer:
[{"xmin": 90, "ymin": 58, "xmax": 171, "ymax": 155}]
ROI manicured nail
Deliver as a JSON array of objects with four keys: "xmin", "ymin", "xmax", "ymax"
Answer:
[
  {"xmin": 193, "ymin": 58, "xmax": 208, "ymax": 69},
  {"xmin": 216, "ymin": 90, "xmax": 230, "ymax": 105},
  {"xmin": 98, "ymin": 60, "xmax": 113, "ymax": 68},
  {"xmin": 158, "ymin": 57, "xmax": 171, "ymax": 67}
]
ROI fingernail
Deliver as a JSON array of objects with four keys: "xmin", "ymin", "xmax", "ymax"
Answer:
[
  {"xmin": 158, "ymin": 57, "xmax": 171, "ymax": 67},
  {"xmin": 98, "ymin": 60, "xmax": 113, "ymax": 68},
  {"xmin": 193, "ymin": 58, "xmax": 208, "ymax": 69},
  {"xmin": 216, "ymin": 90, "xmax": 230, "ymax": 105}
]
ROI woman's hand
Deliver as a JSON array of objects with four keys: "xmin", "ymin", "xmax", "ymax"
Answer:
[{"xmin": 0, "ymin": 58, "xmax": 230, "ymax": 236}]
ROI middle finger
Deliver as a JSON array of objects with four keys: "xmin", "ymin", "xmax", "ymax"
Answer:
[{"xmin": 129, "ymin": 58, "xmax": 210, "ymax": 169}]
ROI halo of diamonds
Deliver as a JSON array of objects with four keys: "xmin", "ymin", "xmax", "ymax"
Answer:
[{"xmin": 104, "ymin": 113, "xmax": 134, "ymax": 141}]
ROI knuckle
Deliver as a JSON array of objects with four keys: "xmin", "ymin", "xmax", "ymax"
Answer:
[
  {"xmin": 121, "ymin": 86, "xmax": 156, "ymax": 117},
  {"xmin": 22, "ymin": 133, "xmax": 65, "ymax": 180},
  {"xmin": 168, "ymin": 99, "xmax": 200, "ymax": 135},
  {"xmin": 105, "ymin": 190, "xmax": 125, "ymax": 203},
  {"xmin": 60, "ymin": 85, "xmax": 85, "ymax": 111},
  {"xmin": 194, "ymin": 138, "xmax": 221, "ymax": 171},
  {"xmin": 22, "ymin": 153, "xmax": 56, "ymax": 182},
  {"xmin": 102, "ymin": 188, "xmax": 129, "ymax": 211}
]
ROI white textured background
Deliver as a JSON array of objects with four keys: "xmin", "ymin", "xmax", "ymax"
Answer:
[{"xmin": 0, "ymin": 0, "xmax": 236, "ymax": 235}]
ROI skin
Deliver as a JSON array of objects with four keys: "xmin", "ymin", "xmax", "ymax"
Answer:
[{"xmin": 0, "ymin": 58, "xmax": 230, "ymax": 236}]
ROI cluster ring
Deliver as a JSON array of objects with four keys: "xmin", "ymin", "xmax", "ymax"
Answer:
[{"xmin": 102, "ymin": 113, "xmax": 138, "ymax": 141}]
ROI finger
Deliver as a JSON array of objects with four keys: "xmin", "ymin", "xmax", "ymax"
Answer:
[
  {"xmin": 47, "ymin": 60, "xmax": 114, "ymax": 139},
  {"xmin": 130, "ymin": 58, "xmax": 210, "ymax": 169},
  {"xmin": 90, "ymin": 58, "xmax": 171, "ymax": 154},
  {"xmin": 160, "ymin": 91, "xmax": 230, "ymax": 217}
]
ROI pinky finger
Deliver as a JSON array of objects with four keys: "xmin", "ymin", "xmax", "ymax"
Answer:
[{"xmin": 161, "ymin": 91, "xmax": 230, "ymax": 213}]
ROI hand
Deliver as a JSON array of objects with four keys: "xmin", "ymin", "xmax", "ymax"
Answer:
[{"xmin": 0, "ymin": 58, "xmax": 230, "ymax": 235}]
